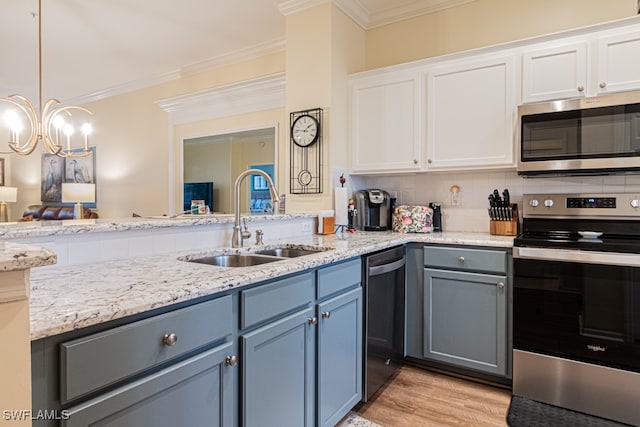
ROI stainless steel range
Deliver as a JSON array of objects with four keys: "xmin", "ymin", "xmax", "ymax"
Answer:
[{"xmin": 513, "ymin": 193, "xmax": 640, "ymax": 426}]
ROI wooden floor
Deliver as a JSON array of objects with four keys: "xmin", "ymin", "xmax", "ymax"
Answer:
[{"xmin": 354, "ymin": 365, "xmax": 512, "ymax": 427}]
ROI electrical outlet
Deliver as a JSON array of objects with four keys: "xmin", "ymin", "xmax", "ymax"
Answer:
[{"xmin": 301, "ymin": 222, "xmax": 312, "ymax": 233}]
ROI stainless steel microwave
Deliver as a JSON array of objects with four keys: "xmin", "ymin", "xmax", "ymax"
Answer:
[{"xmin": 517, "ymin": 90, "xmax": 640, "ymax": 176}]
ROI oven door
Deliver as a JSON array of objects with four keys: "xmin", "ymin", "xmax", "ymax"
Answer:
[{"xmin": 513, "ymin": 247, "xmax": 640, "ymax": 372}]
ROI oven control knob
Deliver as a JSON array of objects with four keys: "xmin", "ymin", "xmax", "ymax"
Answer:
[
  {"xmin": 529, "ymin": 199, "xmax": 539, "ymax": 207},
  {"xmin": 544, "ymin": 199, "xmax": 554, "ymax": 207},
  {"xmin": 631, "ymin": 199, "xmax": 640, "ymax": 208}
]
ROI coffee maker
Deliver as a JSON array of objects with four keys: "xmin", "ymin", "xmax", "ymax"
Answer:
[{"xmin": 353, "ymin": 189, "xmax": 392, "ymax": 231}]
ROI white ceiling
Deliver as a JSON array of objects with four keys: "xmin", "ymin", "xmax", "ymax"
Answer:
[{"xmin": 0, "ymin": 0, "xmax": 474, "ymax": 104}]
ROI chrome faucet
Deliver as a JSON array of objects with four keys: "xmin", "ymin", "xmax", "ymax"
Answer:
[{"xmin": 232, "ymin": 169, "xmax": 279, "ymax": 248}]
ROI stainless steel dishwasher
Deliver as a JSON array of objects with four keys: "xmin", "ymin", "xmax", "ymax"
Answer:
[{"xmin": 363, "ymin": 245, "xmax": 406, "ymax": 402}]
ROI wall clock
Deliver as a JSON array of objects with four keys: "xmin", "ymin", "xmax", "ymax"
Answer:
[{"xmin": 290, "ymin": 108, "xmax": 322, "ymax": 194}]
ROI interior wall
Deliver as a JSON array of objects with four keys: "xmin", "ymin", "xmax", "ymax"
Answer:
[
  {"xmin": 8, "ymin": 51, "xmax": 285, "ymax": 219},
  {"xmin": 184, "ymin": 140, "xmax": 232, "ymax": 213},
  {"xmin": 172, "ymin": 108, "xmax": 284, "ymax": 215},
  {"xmin": 365, "ymin": 0, "xmax": 638, "ymax": 69}
]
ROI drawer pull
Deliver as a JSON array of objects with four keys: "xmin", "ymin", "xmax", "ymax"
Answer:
[
  {"xmin": 458, "ymin": 256, "xmax": 465, "ymax": 264},
  {"xmin": 497, "ymin": 282, "xmax": 505, "ymax": 290},
  {"xmin": 162, "ymin": 333, "xmax": 178, "ymax": 347},
  {"xmin": 307, "ymin": 316, "xmax": 318, "ymax": 325},
  {"xmin": 321, "ymin": 311, "xmax": 331, "ymax": 319},
  {"xmin": 225, "ymin": 355, "xmax": 238, "ymax": 367}
]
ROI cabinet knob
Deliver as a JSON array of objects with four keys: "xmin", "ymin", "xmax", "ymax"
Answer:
[
  {"xmin": 225, "ymin": 355, "xmax": 238, "ymax": 367},
  {"xmin": 600, "ymin": 82, "xmax": 607, "ymax": 89},
  {"xmin": 544, "ymin": 199, "xmax": 554, "ymax": 207},
  {"xmin": 497, "ymin": 282, "xmax": 505, "ymax": 290},
  {"xmin": 427, "ymin": 159, "xmax": 432, "ymax": 164},
  {"xmin": 307, "ymin": 317, "xmax": 318, "ymax": 325},
  {"xmin": 458, "ymin": 256, "xmax": 465, "ymax": 264},
  {"xmin": 162, "ymin": 333, "xmax": 178, "ymax": 347},
  {"xmin": 321, "ymin": 311, "xmax": 331, "ymax": 319},
  {"xmin": 413, "ymin": 159, "xmax": 418, "ymax": 165},
  {"xmin": 577, "ymin": 85, "xmax": 584, "ymax": 92}
]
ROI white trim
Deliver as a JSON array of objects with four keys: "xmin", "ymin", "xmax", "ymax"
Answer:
[
  {"xmin": 69, "ymin": 40, "xmax": 286, "ymax": 105},
  {"xmin": 156, "ymin": 73, "xmax": 286, "ymax": 125},
  {"xmin": 332, "ymin": 0, "xmax": 369, "ymax": 29},
  {"xmin": 366, "ymin": 0, "xmax": 478, "ymax": 29},
  {"xmin": 277, "ymin": 0, "xmax": 330, "ymax": 16}
]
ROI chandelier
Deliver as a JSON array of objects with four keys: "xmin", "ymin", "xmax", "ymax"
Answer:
[{"xmin": 1, "ymin": 0, "xmax": 93, "ymax": 158}]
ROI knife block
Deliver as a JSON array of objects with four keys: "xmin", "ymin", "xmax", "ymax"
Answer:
[{"xmin": 490, "ymin": 204, "xmax": 519, "ymax": 236}]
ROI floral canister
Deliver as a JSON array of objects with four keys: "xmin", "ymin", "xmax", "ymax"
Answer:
[{"xmin": 392, "ymin": 205, "xmax": 433, "ymax": 233}]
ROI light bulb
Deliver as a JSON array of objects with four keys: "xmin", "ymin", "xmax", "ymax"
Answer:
[
  {"xmin": 63, "ymin": 124, "xmax": 74, "ymax": 136},
  {"xmin": 4, "ymin": 110, "xmax": 20, "ymax": 130},
  {"xmin": 52, "ymin": 115, "xmax": 65, "ymax": 130},
  {"xmin": 81, "ymin": 123, "xmax": 93, "ymax": 136}
]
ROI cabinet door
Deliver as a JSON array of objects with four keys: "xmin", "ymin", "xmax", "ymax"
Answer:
[
  {"xmin": 241, "ymin": 308, "xmax": 315, "ymax": 427},
  {"xmin": 63, "ymin": 342, "xmax": 237, "ymax": 427},
  {"xmin": 317, "ymin": 287, "xmax": 363, "ymax": 427},
  {"xmin": 597, "ymin": 30, "xmax": 640, "ymax": 94},
  {"xmin": 522, "ymin": 42, "xmax": 588, "ymax": 102},
  {"xmin": 426, "ymin": 54, "xmax": 516, "ymax": 170},
  {"xmin": 350, "ymin": 69, "xmax": 422, "ymax": 172},
  {"xmin": 423, "ymin": 268, "xmax": 507, "ymax": 376}
]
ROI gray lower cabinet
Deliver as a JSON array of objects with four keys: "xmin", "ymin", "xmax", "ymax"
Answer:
[
  {"xmin": 63, "ymin": 342, "xmax": 235, "ymax": 427},
  {"xmin": 317, "ymin": 287, "xmax": 362, "ymax": 427},
  {"xmin": 407, "ymin": 244, "xmax": 511, "ymax": 379},
  {"xmin": 33, "ymin": 258, "xmax": 363, "ymax": 427},
  {"xmin": 423, "ymin": 268, "xmax": 507, "ymax": 376},
  {"xmin": 240, "ymin": 258, "xmax": 363, "ymax": 427}
]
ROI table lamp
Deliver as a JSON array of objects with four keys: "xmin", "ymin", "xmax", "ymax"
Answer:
[
  {"xmin": 0, "ymin": 186, "xmax": 17, "ymax": 222},
  {"xmin": 62, "ymin": 183, "xmax": 95, "ymax": 219}
]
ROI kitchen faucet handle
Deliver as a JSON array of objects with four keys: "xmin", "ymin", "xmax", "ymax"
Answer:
[
  {"xmin": 241, "ymin": 218, "xmax": 251, "ymax": 240},
  {"xmin": 255, "ymin": 229, "xmax": 264, "ymax": 245}
]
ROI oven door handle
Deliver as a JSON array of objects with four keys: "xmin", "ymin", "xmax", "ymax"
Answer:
[{"xmin": 513, "ymin": 246, "xmax": 640, "ymax": 267}]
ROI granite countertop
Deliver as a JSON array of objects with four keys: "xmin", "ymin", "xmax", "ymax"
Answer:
[
  {"xmin": 0, "ymin": 241, "xmax": 57, "ymax": 272},
  {"xmin": 29, "ymin": 231, "xmax": 514, "ymax": 341},
  {"xmin": 0, "ymin": 213, "xmax": 313, "ymax": 239}
]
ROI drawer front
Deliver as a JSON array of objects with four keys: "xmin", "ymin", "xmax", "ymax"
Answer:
[
  {"xmin": 61, "ymin": 295, "xmax": 233, "ymax": 403},
  {"xmin": 317, "ymin": 258, "xmax": 361, "ymax": 299},
  {"xmin": 424, "ymin": 246, "xmax": 507, "ymax": 274},
  {"xmin": 241, "ymin": 272, "xmax": 314, "ymax": 329}
]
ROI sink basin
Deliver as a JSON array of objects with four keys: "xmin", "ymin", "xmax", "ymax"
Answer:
[
  {"xmin": 253, "ymin": 247, "xmax": 325, "ymax": 258},
  {"xmin": 187, "ymin": 254, "xmax": 282, "ymax": 267}
]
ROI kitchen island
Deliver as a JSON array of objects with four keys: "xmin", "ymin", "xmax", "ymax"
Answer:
[
  {"xmin": 28, "ymin": 229, "xmax": 513, "ymax": 340},
  {"xmin": 22, "ymin": 219, "xmax": 513, "ymax": 427}
]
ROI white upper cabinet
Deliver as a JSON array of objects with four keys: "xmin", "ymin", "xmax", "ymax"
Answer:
[
  {"xmin": 426, "ymin": 53, "xmax": 517, "ymax": 170},
  {"xmin": 522, "ymin": 42, "xmax": 588, "ymax": 103},
  {"xmin": 597, "ymin": 30, "xmax": 640, "ymax": 94},
  {"xmin": 349, "ymin": 69, "xmax": 422, "ymax": 173},
  {"xmin": 522, "ymin": 27, "xmax": 640, "ymax": 103}
]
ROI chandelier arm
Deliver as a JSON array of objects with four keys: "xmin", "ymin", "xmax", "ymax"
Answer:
[{"xmin": 0, "ymin": 97, "xmax": 39, "ymax": 154}]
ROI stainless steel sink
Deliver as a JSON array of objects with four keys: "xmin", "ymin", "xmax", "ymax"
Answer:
[
  {"xmin": 253, "ymin": 247, "xmax": 325, "ymax": 258},
  {"xmin": 187, "ymin": 254, "xmax": 283, "ymax": 267}
]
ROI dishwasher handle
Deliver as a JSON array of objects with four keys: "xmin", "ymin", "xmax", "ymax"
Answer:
[{"xmin": 368, "ymin": 257, "xmax": 406, "ymax": 276}]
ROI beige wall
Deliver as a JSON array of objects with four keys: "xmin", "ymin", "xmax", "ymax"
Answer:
[
  {"xmin": 173, "ymin": 108, "xmax": 284, "ymax": 215},
  {"xmin": 0, "ymin": 272, "xmax": 31, "ymax": 427},
  {"xmin": 366, "ymin": 0, "xmax": 638, "ymax": 69},
  {"xmin": 9, "ymin": 52, "xmax": 285, "ymax": 219},
  {"xmin": 6, "ymin": 2, "xmax": 639, "ymax": 220}
]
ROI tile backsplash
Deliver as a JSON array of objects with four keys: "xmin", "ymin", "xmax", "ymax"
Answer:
[{"xmin": 353, "ymin": 170, "xmax": 640, "ymax": 232}]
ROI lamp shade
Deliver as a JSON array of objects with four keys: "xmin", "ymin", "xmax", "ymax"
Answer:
[
  {"xmin": 0, "ymin": 186, "xmax": 18, "ymax": 203},
  {"xmin": 62, "ymin": 183, "xmax": 95, "ymax": 203}
]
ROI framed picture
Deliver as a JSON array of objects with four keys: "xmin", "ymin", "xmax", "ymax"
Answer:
[
  {"xmin": 41, "ymin": 154, "xmax": 65, "ymax": 202},
  {"xmin": 0, "ymin": 158, "xmax": 4, "ymax": 186},
  {"xmin": 41, "ymin": 147, "xmax": 96, "ymax": 206}
]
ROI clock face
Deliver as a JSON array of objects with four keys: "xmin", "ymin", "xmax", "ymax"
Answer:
[{"xmin": 291, "ymin": 114, "xmax": 319, "ymax": 147}]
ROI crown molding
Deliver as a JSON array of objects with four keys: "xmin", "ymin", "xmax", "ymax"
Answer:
[
  {"xmin": 156, "ymin": 72, "xmax": 286, "ymax": 125},
  {"xmin": 71, "ymin": 39, "xmax": 286, "ymax": 106},
  {"xmin": 366, "ymin": 0, "xmax": 478, "ymax": 29},
  {"xmin": 277, "ymin": 0, "xmax": 478, "ymax": 29}
]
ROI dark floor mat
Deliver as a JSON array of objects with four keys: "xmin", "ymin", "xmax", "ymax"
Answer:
[{"xmin": 506, "ymin": 396, "xmax": 632, "ymax": 427}]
